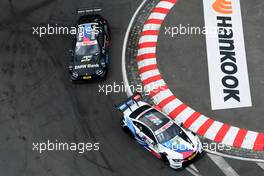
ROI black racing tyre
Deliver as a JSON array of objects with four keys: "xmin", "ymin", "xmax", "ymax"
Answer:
[{"xmin": 161, "ymin": 153, "xmax": 170, "ymax": 166}]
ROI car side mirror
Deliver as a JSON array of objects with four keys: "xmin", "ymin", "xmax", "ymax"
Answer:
[{"xmin": 180, "ymin": 123, "xmax": 184, "ymax": 127}]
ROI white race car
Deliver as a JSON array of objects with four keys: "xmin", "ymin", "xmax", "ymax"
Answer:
[{"xmin": 116, "ymin": 93, "xmax": 203, "ymax": 169}]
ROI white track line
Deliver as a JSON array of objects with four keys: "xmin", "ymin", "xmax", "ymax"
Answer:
[
  {"xmin": 207, "ymin": 153, "xmax": 240, "ymax": 176},
  {"xmin": 205, "ymin": 149, "xmax": 264, "ymax": 163},
  {"xmin": 122, "ymin": 0, "xmax": 147, "ymax": 96},
  {"xmin": 186, "ymin": 166, "xmax": 202, "ymax": 176},
  {"xmin": 189, "ymin": 164, "xmax": 200, "ymax": 173},
  {"xmin": 256, "ymin": 162, "xmax": 264, "ymax": 170}
]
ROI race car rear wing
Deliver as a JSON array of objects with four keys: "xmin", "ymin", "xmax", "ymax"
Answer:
[
  {"xmin": 115, "ymin": 92, "xmax": 142, "ymax": 112},
  {"xmin": 76, "ymin": 8, "xmax": 102, "ymax": 14}
]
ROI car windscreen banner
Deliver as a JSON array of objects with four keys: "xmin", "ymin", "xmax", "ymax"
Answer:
[
  {"xmin": 78, "ymin": 23, "xmax": 98, "ymax": 45},
  {"xmin": 203, "ymin": 0, "xmax": 252, "ymax": 110}
]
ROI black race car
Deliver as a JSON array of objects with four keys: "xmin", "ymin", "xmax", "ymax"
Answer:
[{"xmin": 69, "ymin": 8, "xmax": 110, "ymax": 82}]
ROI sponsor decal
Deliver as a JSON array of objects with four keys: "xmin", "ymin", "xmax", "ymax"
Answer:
[
  {"xmin": 155, "ymin": 121, "xmax": 173, "ymax": 135},
  {"xmin": 81, "ymin": 56, "xmax": 92, "ymax": 62},
  {"xmin": 83, "ymin": 76, "xmax": 92, "ymax": 80},
  {"xmin": 74, "ymin": 64, "xmax": 99, "ymax": 70},
  {"xmin": 78, "ymin": 23, "xmax": 99, "ymax": 45},
  {"xmin": 203, "ymin": 0, "xmax": 252, "ymax": 110},
  {"xmin": 188, "ymin": 152, "xmax": 197, "ymax": 161},
  {"xmin": 75, "ymin": 65, "xmax": 86, "ymax": 69},
  {"xmin": 78, "ymin": 40, "xmax": 98, "ymax": 46},
  {"xmin": 87, "ymin": 64, "xmax": 99, "ymax": 68},
  {"xmin": 146, "ymin": 115, "xmax": 163, "ymax": 126},
  {"xmin": 212, "ymin": 0, "xmax": 232, "ymax": 14}
]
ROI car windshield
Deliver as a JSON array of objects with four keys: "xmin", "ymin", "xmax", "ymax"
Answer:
[
  {"xmin": 155, "ymin": 123, "xmax": 182, "ymax": 144},
  {"xmin": 75, "ymin": 44, "xmax": 99, "ymax": 57}
]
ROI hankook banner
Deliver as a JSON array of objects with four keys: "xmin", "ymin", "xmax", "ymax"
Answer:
[{"xmin": 203, "ymin": 0, "xmax": 252, "ymax": 110}]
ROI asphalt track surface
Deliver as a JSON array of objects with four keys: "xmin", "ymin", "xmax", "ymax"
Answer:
[{"xmin": 0, "ymin": 0, "xmax": 263, "ymax": 176}]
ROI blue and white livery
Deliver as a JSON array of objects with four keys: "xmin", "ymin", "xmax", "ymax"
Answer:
[{"xmin": 116, "ymin": 93, "xmax": 203, "ymax": 169}]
